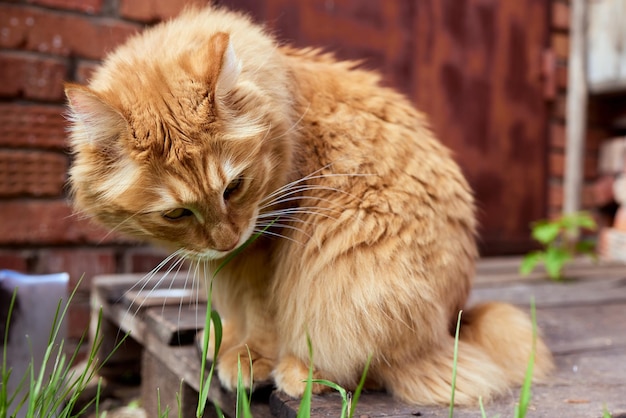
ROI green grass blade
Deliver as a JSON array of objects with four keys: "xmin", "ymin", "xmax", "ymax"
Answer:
[
  {"xmin": 349, "ymin": 354, "xmax": 371, "ymax": 418},
  {"xmin": 296, "ymin": 335, "xmax": 315, "ymax": 418},
  {"xmin": 1, "ymin": 288, "xmax": 19, "ymax": 417},
  {"xmin": 211, "ymin": 310, "xmax": 223, "ymax": 368},
  {"xmin": 478, "ymin": 396, "xmax": 487, "ymax": 418},
  {"xmin": 449, "ymin": 310, "xmax": 463, "ymax": 418},
  {"xmin": 312, "ymin": 379, "xmax": 348, "ymax": 418},
  {"xmin": 177, "ymin": 379, "xmax": 183, "ymax": 418},
  {"xmin": 515, "ymin": 299, "xmax": 537, "ymax": 418},
  {"xmin": 236, "ymin": 356, "xmax": 253, "ymax": 418},
  {"xmin": 196, "ymin": 297, "xmax": 216, "ymax": 418},
  {"xmin": 197, "ymin": 220, "xmax": 276, "ymax": 417}
]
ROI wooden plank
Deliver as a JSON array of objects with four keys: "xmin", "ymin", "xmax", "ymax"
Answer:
[
  {"xmin": 142, "ymin": 350, "xmax": 214, "ymax": 418},
  {"xmin": 474, "ymin": 257, "xmax": 626, "ymax": 286},
  {"xmin": 140, "ymin": 330, "xmax": 274, "ymax": 418},
  {"xmin": 537, "ymin": 303, "xmax": 626, "ymax": 355},
  {"xmin": 563, "ymin": 0, "xmax": 588, "ymax": 215},
  {"xmin": 92, "ymin": 273, "xmax": 199, "ymax": 345},
  {"xmin": 270, "ymin": 352, "xmax": 626, "ymax": 418},
  {"xmin": 144, "ymin": 305, "xmax": 207, "ymax": 346},
  {"xmin": 469, "ymin": 276, "xmax": 626, "ymax": 307}
]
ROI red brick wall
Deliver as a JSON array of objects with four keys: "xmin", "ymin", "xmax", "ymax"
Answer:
[{"xmin": 0, "ymin": 0, "xmax": 205, "ymax": 355}]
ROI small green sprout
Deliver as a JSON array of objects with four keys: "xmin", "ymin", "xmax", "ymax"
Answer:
[{"xmin": 520, "ymin": 211, "xmax": 597, "ymax": 281}]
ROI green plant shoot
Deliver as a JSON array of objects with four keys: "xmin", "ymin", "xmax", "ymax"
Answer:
[{"xmin": 520, "ymin": 211, "xmax": 597, "ymax": 280}]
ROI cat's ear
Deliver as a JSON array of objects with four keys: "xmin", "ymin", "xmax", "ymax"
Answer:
[
  {"xmin": 208, "ymin": 32, "xmax": 241, "ymax": 97},
  {"xmin": 64, "ymin": 84, "xmax": 128, "ymax": 148}
]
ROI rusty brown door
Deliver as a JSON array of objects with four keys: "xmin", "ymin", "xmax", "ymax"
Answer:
[{"xmin": 220, "ymin": 0, "xmax": 549, "ymax": 255}]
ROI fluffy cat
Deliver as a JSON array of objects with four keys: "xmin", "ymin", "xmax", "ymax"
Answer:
[{"xmin": 65, "ymin": 6, "xmax": 553, "ymax": 406}]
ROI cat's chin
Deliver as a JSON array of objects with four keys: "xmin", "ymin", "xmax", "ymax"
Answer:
[{"xmin": 181, "ymin": 248, "xmax": 233, "ymax": 261}]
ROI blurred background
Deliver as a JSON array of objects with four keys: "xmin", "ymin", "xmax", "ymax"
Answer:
[{"xmin": 1, "ymin": 0, "xmax": 626, "ymax": 355}]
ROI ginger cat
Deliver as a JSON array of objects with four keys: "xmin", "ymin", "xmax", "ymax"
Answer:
[{"xmin": 65, "ymin": 6, "xmax": 552, "ymax": 405}]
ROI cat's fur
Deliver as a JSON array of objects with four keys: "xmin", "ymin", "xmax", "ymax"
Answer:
[{"xmin": 65, "ymin": 6, "xmax": 553, "ymax": 405}]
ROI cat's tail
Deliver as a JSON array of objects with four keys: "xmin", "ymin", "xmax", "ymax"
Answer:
[{"xmin": 379, "ymin": 302, "xmax": 554, "ymax": 406}]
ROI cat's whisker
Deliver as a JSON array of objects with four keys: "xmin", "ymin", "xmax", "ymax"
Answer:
[
  {"xmin": 259, "ymin": 193, "xmax": 347, "ymax": 213},
  {"xmin": 117, "ymin": 250, "xmax": 186, "ymax": 304},
  {"xmin": 97, "ymin": 211, "xmax": 143, "ymax": 244},
  {"xmin": 262, "ymin": 182, "xmax": 350, "ymax": 202},
  {"xmin": 115, "ymin": 250, "xmax": 187, "ymax": 341},
  {"xmin": 258, "ymin": 206, "xmax": 341, "ymax": 223},
  {"xmin": 252, "ymin": 228, "xmax": 304, "ymax": 246},
  {"xmin": 163, "ymin": 253, "xmax": 188, "ymax": 326},
  {"xmin": 128, "ymin": 254, "xmax": 188, "ymax": 318},
  {"xmin": 261, "ymin": 174, "xmax": 372, "ymax": 208},
  {"xmin": 255, "ymin": 221, "xmax": 312, "ymax": 239},
  {"xmin": 259, "ymin": 204, "xmax": 342, "ymax": 219},
  {"xmin": 260, "ymin": 186, "xmax": 354, "ymax": 209},
  {"xmin": 268, "ymin": 102, "xmax": 309, "ymax": 143},
  {"xmin": 260, "ymin": 163, "xmax": 338, "ymax": 201},
  {"xmin": 119, "ymin": 251, "xmax": 184, "ymax": 310},
  {"xmin": 259, "ymin": 203, "xmax": 341, "ymax": 214},
  {"xmin": 63, "ymin": 210, "xmax": 92, "ymax": 221},
  {"xmin": 256, "ymin": 213, "xmax": 307, "ymax": 226}
]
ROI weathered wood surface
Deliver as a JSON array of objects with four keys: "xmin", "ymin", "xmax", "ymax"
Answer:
[{"xmin": 92, "ymin": 258, "xmax": 626, "ymax": 417}]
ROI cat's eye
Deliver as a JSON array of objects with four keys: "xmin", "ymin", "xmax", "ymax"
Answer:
[
  {"xmin": 223, "ymin": 176, "xmax": 244, "ymax": 200},
  {"xmin": 162, "ymin": 208, "xmax": 193, "ymax": 220}
]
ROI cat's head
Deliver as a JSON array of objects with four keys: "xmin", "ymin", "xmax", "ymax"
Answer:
[{"xmin": 65, "ymin": 21, "xmax": 294, "ymax": 260}]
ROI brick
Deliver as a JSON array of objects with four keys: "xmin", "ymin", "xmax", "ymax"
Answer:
[
  {"xmin": 0, "ymin": 250, "xmax": 33, "ymax": 272},
  {"xmin": 119, "ymin": 0, "xmax": 205, "ymax": 23},
  {"xmin": 0, "ymin": 104, "xmax": 68, "ymax": 149},
  {"xmin": 556, "ymin": 63, "xmax": 567, "ymax": 90},
  {"xmin": 74, "ymin": 59, "xmax": 100, "ymax": 84},
  {"xmin": 552, "ymin": 33, "xmax": 570, "ymax": 61},
  {"xmin": 0, "ymin": 4, "xmax": 140, "ymax": 60},
  {"xmin": 549, "ymin": 121, "xmax": 565, "ymax": 149},
  {"xmin": 551, "ymin": 1, "xmax": 570, "ymax": 31},
  {"xmin": 548, "ymin": 182, "xmax": 596, "ymax": 210},
  {"xmin": 0, "ymin": 150, "xmax": 68, "ymax": 197},
  {"xmin": 36, "ymin": 248, "xmax": 117, "ymax": 291},
  {"xmin": 592, "ymin": 174, "xmax": 615, "ymax": 207},
  {"xmin": 586, "ymin": 126, "xmax": 609, "ymax": 152},
  {"xmin": 0, "ymin": 51, "xmax": 68, "ymax": 101},
  {"xmin": 550, "ymin": 151, "xmax": 597, "ymax": 180},
  {"xmin": 25, "ymin": 0, "xmax": 104, "ymax": 14},
  {"xmin": 0, "ymin": 200, "xmax": 134, "ymax": 245},
  {"xmin": 552, "ymin": 94, "xmax": 566, "ymax": 120},
  {"xmin": 550, "ymin": 151, "xmax": 565, "ymax": 178}
]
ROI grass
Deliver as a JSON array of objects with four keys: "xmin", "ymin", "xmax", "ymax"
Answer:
[
  {"xmin": 448, "ymin": 300, "xmax": 539, "ymax": 418},
  {"xmin": 449, "ymin": 310, "xmax": 463, "ymax": 418},
  {"xmin": 0, "ymin": 280, "xmax": 129, "ymax": 418},
  {"xmin": 513, "ymin": 299, "xmax": 538, "ymax": 418}
]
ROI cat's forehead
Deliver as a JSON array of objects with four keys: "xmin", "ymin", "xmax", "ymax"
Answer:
[{"xmin": 149, "ymin": 157, "xmax": 242, "ymax": 207}]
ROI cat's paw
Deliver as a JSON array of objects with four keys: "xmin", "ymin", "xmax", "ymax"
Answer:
[
  {"xmin": 196, "ymin": 321, "xmax": 238, "ymax": 362},
  {"xmin": 273, "ymin": 355, "xmax": 330, "ymax": 398},
  {"xmin": 217, "ymin": 345, "xmax": 274, "ymax": 391}
]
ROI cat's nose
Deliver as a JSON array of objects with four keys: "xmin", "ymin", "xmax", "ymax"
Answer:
[
  {"xmin": 214, "ymin": 238, "xmax": 239, "ymax": 252},
  {"xmin": 211, "ymin": 224, "xmax": 240, "ymax": 252}
]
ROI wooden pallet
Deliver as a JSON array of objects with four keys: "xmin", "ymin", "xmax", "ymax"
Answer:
[{"xmin": 91, "ymin": 258, "xmax": 626, "ymax": 417}]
